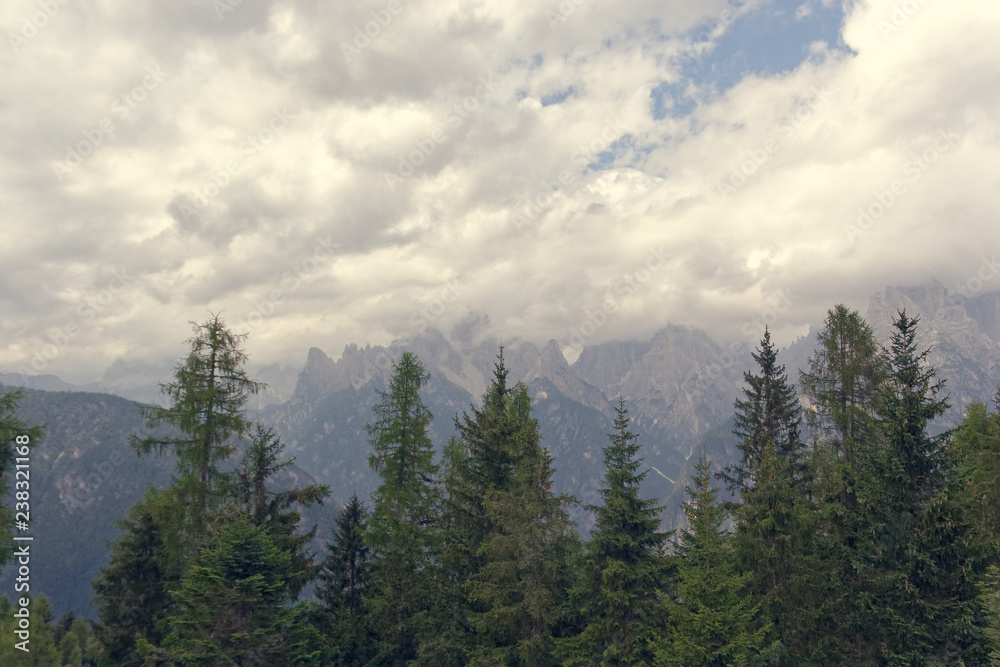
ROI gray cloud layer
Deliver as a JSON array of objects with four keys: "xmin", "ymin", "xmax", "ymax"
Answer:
[{"xmin": 1, "ymin": 0, "xmax": 998, "ymax": 382}]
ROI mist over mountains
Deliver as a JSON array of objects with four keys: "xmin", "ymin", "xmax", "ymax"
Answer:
[{"xmin": 4, "ymin": 279, "xmax": 1000, "ymax": 619}]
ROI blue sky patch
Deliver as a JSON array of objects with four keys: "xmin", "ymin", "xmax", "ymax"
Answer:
[{"xmin": 651, "ymin": 0, "xmax": 850, "ymax": 120}]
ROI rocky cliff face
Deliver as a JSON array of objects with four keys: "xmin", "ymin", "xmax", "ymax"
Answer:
[{"xmin": 866, "ymin": 280, "xmax": 1000, "ymax": 422}]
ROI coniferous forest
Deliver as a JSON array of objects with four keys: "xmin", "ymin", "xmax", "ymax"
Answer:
[{"xmin": 2, "ymin": 306, "xmax": 1000, "ymax": 666}]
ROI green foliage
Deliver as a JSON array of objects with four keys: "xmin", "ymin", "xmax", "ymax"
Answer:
[
  {"xmin": 131, "ymin": 314, "xmax": 264, "ymax": 534},
  {"xmin": 363, "ymin": 351, "xmax": 441, "ymax": 665},
  {"xmin": 316, "ymin": 493, "xmax": 374, "ymax": 666},
  {"xmin": 658, "ymin": 453, "xmax": 771, "ymax": 666},
  {"xmin": 0, "ymin": 388, "xmax": 44, "ymax": 567},
  {"xmin": 0, "ymin": 594, "xmax": 62, "ymax": 665},
  {"xmin": 466, "ymin": 396, "xmax": 577, "ymax": 667},
  {"xmin": 144, "ymin": 515, "xmax": 320, "ymax": 666},
  {"xmin": 563, "ymin": 399, "xmax": 669, "ymax": 666},
  {"xmin": 951, "ymin": 398, "xmax": 1000, "ymax": 560},
  {"xmin": 722, "ymin": 327, "xmax": 805, "ymax": 495},
  {"xmin": 799, "ymin": 304, "xmax": 885, "ymax": 463},
  {"xmin": 223, "ymin": 423, "xmax": 330, "ymax": 599},
  {"xmin": 92, "ymin": 489, "xmax": 177, "ymax": 666},
  {"xmin": 845, "ymin": 311, "xmax": 991, "ymax": 664}
]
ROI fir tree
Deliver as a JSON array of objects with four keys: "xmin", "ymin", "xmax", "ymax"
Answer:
[
  {"xmin": 658, "ymin": 453, "xmax": 771, "ymax": 666},
  {"xmin": 92, "ymin": 489, "xmax": 177, "ymax": 666},
  {"xmin": 316, "ymin": 493, "xmax": 374, "ymax": 666},
  {"xmin": 466, "ymin": 384, "xmax": 577, "ymax": 667},
  {"xmin": 363, "ymin": 351, "xmax": 441, "ymax": 666},
  {"xmin": 563, "ymin": 399, "xmax": 669, "ymax": 666},
  {"xmin": 850, "ymin": 310, "xmax": 991, "ymax": 664},
  {"xmin": 143, "ymin": 515, "xmax": 322, "ymax": 666},
  {"xmin": 722, "ymin": 327, "xmax": 805, "ymax": 495},
  {"xmin": 223, "ymin": 423, "xmax": 330, "ymax": 599}
]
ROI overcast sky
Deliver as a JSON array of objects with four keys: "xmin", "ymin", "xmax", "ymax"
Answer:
[{"xmin": 1, "ymin": 0, "xmax": 998, "ymax": 383}]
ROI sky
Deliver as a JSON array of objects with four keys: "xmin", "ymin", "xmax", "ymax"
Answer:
[{"xmin": 1, "ymin": 0, "xmax": 998, "ymax": 384}]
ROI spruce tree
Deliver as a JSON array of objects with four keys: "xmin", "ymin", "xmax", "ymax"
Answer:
[
  {"xmin": 563, "ymin": 399, "xmax": 668, "ymax": 666},
  {"xmin": 316, "ymin": 493, "xmax": 373, "ymax": 666},
  {"xmin": 223, "ymin": 423, "xmax": 329, "ymax": 599},
  {"xmin": 433, "ymin": 348, "xmax": 523, "ymax": 662},
  {"xmin": 142, "ymin": 515, "xmax": 322, "ymax": 666},
  {"xmin": 465, "ymin": 384, "xmax": 577, "ymax": 667},
  {"xmin": 850, "ymin": 310, "xmax": 990, "ymax": 664},
  {"xmin": 657, "ymin": 453, "xmax": 771, "ymax": 666},
  {"xmin": 722, "ymin": 326, "xmax": 805, "ymax": 495},
  {"xmin": 363, "ymin": 351, "xmax": 441, "ymax": 666},
  {"xmin": 92, "ymin": 489, "xmax": 177, "ymax": 666}
]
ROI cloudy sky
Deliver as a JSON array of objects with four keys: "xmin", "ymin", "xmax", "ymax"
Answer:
[{"xmin": 1, "ymin": 0, "xmax": 997, "ymax": 384}]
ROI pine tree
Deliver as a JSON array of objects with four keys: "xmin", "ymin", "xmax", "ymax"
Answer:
[
  {"xmin": 732, "ymin": 442, "xmax": 834, "ymax": 663},
  {"xmin": 223, "ymin": 423, "xmax": 330, "ymax": 600},
  {"xmin": 363, "ymin": 351, "xmax": 441, "ymax": 666},
  {"xmin": 316, "ymin": 493, "xmax": 374, "ymax": 666},
  {"xmin": 92, "ymin": 489, "xmax": 177, "ymax": 666},
  {"xmin": 563, "ymin": 399, "xmax": 669, "ymax": 666},
  {"xmin": 131, "ymin": 314, "xmax": 264, "ymax": 536},
  {"xmin": 850, "ymin": 310, "xmax": 991, "ymax": 664},
  {"xmin": 465, "ymin": 384, "xmax": 577, "ymax": 667},
  {"xmin": 722, "ymin": 327, "xmax": 805, "ymax": 496},
  {"xmin": 657, "ymin": 453, "xmax": 770, "ymax": 666},
  {"xmin": 433, "ymin": 348, "xmax": 524, "ymax": 663},
  {"xmin": 143, "ymin": 515, "xmax": 322, "ymax": 666},
  {"xmin": 0, "ymin": 388, "xmax": 44, "ymax": 567}
]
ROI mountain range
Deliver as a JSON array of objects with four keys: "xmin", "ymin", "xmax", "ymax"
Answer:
[{"xmin": 3, "ymin": 279, "xmax": 999, "ymax": 620}]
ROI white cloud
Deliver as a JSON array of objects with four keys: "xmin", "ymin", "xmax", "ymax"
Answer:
[{"xmin": 1, "ymin": 0, "xmax": 998, "ymax": 383}]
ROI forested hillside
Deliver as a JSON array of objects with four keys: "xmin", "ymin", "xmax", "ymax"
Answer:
[{"xmin": 1, "ymin": 305, "xmax": 999, "ymax": 665}]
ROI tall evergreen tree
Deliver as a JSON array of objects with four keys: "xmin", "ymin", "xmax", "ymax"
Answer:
[
  {"xmin": 363, "ymin": 351, "xmax": 441, "ymax": 666},
  {"xmin": 433, "ymin": 348, "xmax": 523, "ymax": 663},
  {"xmin": 563, "ymin": 399, "xmax": 669, "ymax": 666},
  {"xmin": 732, "ymin": 442, "xmax": 834, "ymax": 663},
  {"xmin": 658, "ymin": 453, "xmax": 771, "ymax": 666},
  {"xmin": 316, "ymin": 493, "xmax": 374, "ymax": 666},
  {"xmin": 722, "ymin": 327, "xmax": 805, "ymax": 495},
  {"xmin": 799, "ymin": 304, "xmax": 884, "ymax": 464},
  {"xmin": 465, "ymin": 384, "xmax": 577, "ymax": 667},
  {"xmin": 849, "ymin": 310, "xmax": 991, "ymax": 664},
  {"xmin": 141, "ymin": 515, "xmax": 322, "ymax": 666},
  {"xmin": 223, "ymin": 423, "xmax": 329, "ymax": 599},
  {"xmin": 92, "ymin": 489, "xmax": 177, "ymax": 666},
  {"xmin": 131, "ymin": 314, "xmax": 264, "ymax": 536}
]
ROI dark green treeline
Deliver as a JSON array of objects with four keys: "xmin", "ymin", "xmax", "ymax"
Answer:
[{"xmin": 2, "ymin": 307, "xmax": 1000, "ymax": 665}]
